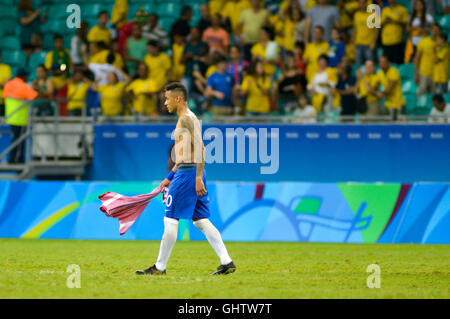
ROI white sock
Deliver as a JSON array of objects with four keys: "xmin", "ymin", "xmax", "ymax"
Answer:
[
  {"xmin": 193, "ymin": 219, "xmax": 232, "ymax": 265},
  {"xmin": 155, "ymin": 217, "xmax": 179, "ymax": 271}
]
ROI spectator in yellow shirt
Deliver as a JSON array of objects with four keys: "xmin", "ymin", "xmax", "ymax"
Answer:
[
  {"xmin": 144, "ymin": 40, "xmax": 172, "ymax": 92},
  {"xmin": 170, "ymin": 34, "xmax": 186, "ymax": 82},
  {"xmin": 67, "ymin": 70, "xmax": 91, "ymax": 116},
  {"xmin": 303, "ymin": 25, "xmax": 330, "ymax": 84},
  {"xmin": 251, "ymin": 26, "xmax": 280, "ymax": 78},
  {"xmin": 433, "ymin": 33, "xmax": 449, "ymax": 94},
  {"xmin": 414, "ymin": 24, "xmax": 441, "ymax": 96},
  {"xmin": 0, "ymin": 53, "xmax": 12, "ymax": 116},
  {"xmin": 380, "ymin": 0, "xmax": 409, "ymax": 65},
  {"xmin": 353, "ymin": 0, "xmax": 379, "ymax": 66},
  {"xmin": 126, "ymin": 63, "xmax": 158, "ymax": 115},
  {"xmin": 377, "ymin": 55, "xmax": 405, "ymax": 121},
  {"xmin": 222, "ymin": 0, "xmax": 251, "ymax": 36},
  {"xmin": 93, "ymin": 71, "xmax": 127, "ymax": 117},
  {"xmin": 238, "ymin": 60, "xmax": 272, "ymax": 115},
  {"xmin": 111, "ymin": 0, "xmax": 128, "ymax": 29},
  {"xmin": 356, "ymin": 59, "xmax": 381, "ymax": 117},
  {"xmin": 87, "ymin": 11, "xmax": 112, "ymax": 45}
]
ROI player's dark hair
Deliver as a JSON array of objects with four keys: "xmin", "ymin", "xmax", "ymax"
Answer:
[{"xmin": 165, "ymin": 82, "xmax": 188, "ymax": 101}]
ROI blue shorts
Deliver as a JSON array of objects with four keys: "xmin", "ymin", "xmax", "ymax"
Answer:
[{"xmin": 165, "ymin": 166, "xmax": 210, "ymax": 220}]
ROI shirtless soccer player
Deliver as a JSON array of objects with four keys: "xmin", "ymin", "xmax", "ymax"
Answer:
[{"xmin": 136, "ymin": 82, "xmax": 236, "ymax": 276}]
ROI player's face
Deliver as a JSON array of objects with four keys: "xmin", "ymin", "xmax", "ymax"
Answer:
[{"xmin": 164, "ymin": 91, "xmax": 178, "ymax": 113}]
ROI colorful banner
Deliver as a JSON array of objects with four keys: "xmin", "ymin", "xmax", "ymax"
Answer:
[{"xmin": 0, "ymin": 181, "xmax": 448, "ymax": 243}]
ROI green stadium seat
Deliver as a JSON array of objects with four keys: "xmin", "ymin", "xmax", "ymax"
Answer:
[
  {"xmin": 48, "ymin": 4, "xmax": 70, "ymax": 19},
  {"xmin": 157, "ymin": 3, "xmax": 182, "ymax": 18},
  {"xmin": 28, "ymin": 50, "xmax": 48, "ymax": 80},
  {"xmin": 41, "ymin": 19, "xmax": 67, "ymax": 34},
  {"xmin": 415, "ymin": 94, "xmax": 433, "ymax": 115},
  {"xmin": 159, "ymin": 16, "xmax": 175, "ymax": 33},
  {"xmin": 399, "ymin": 63, "xmax": 415, "ymax": 81},
  {"xmin": 404, "ymin": 93, "xmax": 417, "ymax": 115},
  {"xmin": 0, "ymin": 4, "xmax": 17, "ymax": 18},
  {"xmin": 81, "ymin": 3, "xmax": 109, "ymax": 19},
  {"xmin": 0, "ymin": 18, "xmax": 19, "ymax": 37},
  {"xmin": 439, "ymin": 15, "xmax": 450, "ymax": 33},
  {"xmin": 444, "ymin": 93, "xmax": 450, "ymax": 103},
  {"xmin": 402, "ymin": 80, "xmax": 417, "ymax": 94},
  {"xmin": 0, "ymin": 36, "xmax": 21, "ymax": 51},
  {"xmin": 2, "ymin": 50, "xmax": 27, "ymax": 68}
]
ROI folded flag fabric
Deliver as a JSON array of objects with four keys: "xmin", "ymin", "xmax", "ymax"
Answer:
[{"xmin": 99, "ymin": 186, "xmax": 167, "ymax": 235}]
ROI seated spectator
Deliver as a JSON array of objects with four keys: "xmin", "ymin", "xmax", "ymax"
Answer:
[
  {"xmin": 88, "ymin": 52, "xmax": 124, "ymax": 87},
  {"xmin": 405, "ymin": 0, "xmax": 434, "ymax": 63},
  {"xmin": 308, "ymin": 54, "xmax": 337, "ymax": 114},
  {"xmin": 111, "ymin": 0, "xmax": 128, "ymax": 29},
  {"xmin": 377, "ymin": 55, "xmax": 405, "ymax": 121},
  {"xmin": 293, "ymin": 41, "xmax": 307, "ymax": 74},
  {"xmin": 181, "ymin": 27, "xmax": 209, "ymax": 94},
  {"xmin": 125, "ymin": 63, "xmax": 158, "ymax": 115},
  {"xmin": 334, "ymin": 60, "xmax": 357, "ymax": 116},
  {"xmin": 205, "ymin": 55, "xmax": 235, "ymax": 116},
  {"xmin": 414, "ymin": 24, "xmax": 441, "ymax": 96},
  {"xmin": 18, "ymin": 0, "xmax": 47, "ymax": 49},
  {"xmin": 93, "ymin": 71, "xmax": 127, "ymax": 117},
  {"xmin": 238, "ymin": 60, "xmax": 272, "ymax": 115},
  {"xmin": 380, "ymin": 0, "xmax": 409, "ymax": 65},
  {"xmin": 304, "ymin": 0, "xmax": 340, "ymax": 44},
  {"xmin": 202, "ymin": 14, "xmax": 230, "ymax": 56},
  {"xmin": 66, "ymin": 70, "xmax": 92, "ymax": 116},
  {"xmin": 227, "ymin": 45, "xmax": 249, "ymax": 86},
  {"xmin": 0, "ymin": 53, "xmax": 12, "ymax": 116},
  {"xmin": 87, "ymin": 11, "xmax": 112, "ymax": 46},
  {"xmin": 118, "ymin": 9, "xmax": 148, "ymax": 55},
  {"xmin": 170, "ymin": 6, "xmax": 193, "ymax": 41},
  {"xmin": 328, "ymin": 27, "xmax": 346, "ymax": 68},
  {"xmin": 142, "ymin": 13, "xmax": 169, "ymax": 51},
  {"xmin": 433, "ymin": 33, "xmax": 449, "ymax": 94},
  {"xmin": 170, "ymin": 34, "xmax": 187, "ymax": 82},
  {"xmin": 124, "ymin": 23, "xmax": 147, "ymax": 77},
  {"xmin": 275, "ymin": 53, "xmax": 307, "ymax": 113},
  {"xmin": 251, "ymin": 26, "xmax": 279, "ymax": 78},
  {"xmin": 303, "ymin": 25, "xmax": 329, "ymax": 84},
  {"xmin": 45, "ymin": 34, "xmax": 71, "ymax": 79},
  {"xmin": 71, "ymin": 22, "xmax": 89, "ymax": 70},
  {"xmin": 198, "ymin": 3, "xmax": 212, "ymax": 35},
  {"xmin": 356, "ymin": 59, "xmax": 381, "ymax": 117},
  {"xmin": 353, "ymin": 0, "xmax": 379, "ymax": 67},
  {"xmin": 144, "ymin": 40, "xmax": 172, "ymax": 93},
  {"xmin": 292, "ymin": 94, "xmax": 317, "ymax": 123},
  {"xmin": 31, "ymin": 65, "xmax": 54, "ymax": 116},
  {"xmin": 428, "ymin": 94, "xmax": 450, "ymax": 123}
]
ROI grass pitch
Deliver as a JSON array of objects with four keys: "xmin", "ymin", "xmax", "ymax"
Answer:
[{"xmin": 0, "ymin": 239, "xmax": 448, "ymax": 299}]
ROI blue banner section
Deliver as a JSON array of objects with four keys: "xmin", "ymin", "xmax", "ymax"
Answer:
[
  {"xmin": 91, "ymin": 124, "xmax": 450, "ymax": 182},
  {"xmin": 0, "ymin": 181, "xmax": 448, "ymax": 244}
]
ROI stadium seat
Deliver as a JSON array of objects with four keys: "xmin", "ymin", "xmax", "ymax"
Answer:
[
  {"xmin": 48, "ymin": 4, "xmax": 69, "ymax": 19},
  {"xmin": 41, "ymin": 19, "xmax": 67, "ymax": 34},
  {"xmin": 0, "ymin": 36, "xmax": 21, "ymax": 51},
  {"xmin": 399, "ymin": 63, "xmax": 415, "ymax": 81},
  {"xmin": 81, "ymin": 3, "xmax": 109, "ymax": 19},
  {"xmin": 402, "ymin": 80, "xmax": 418, "ymax": 94},
  {"xmin": 404, "ymin": 93, "xmax": 417, "ymax": 115},
  {"xmin": 2, "ymin": 50, "xmax": 27, "ymax": 68},
  {"xmin": 0, "ymin": 18, "xmax": 19, "ymax": 37},
  {"xmin": 439, "ymin": 15, "xmax": 450, "ymax": 34},
  {"xmin": 157, "ymin": 3, "xmax": 182, "ymax": 18},
  {"xmin": 415, "ymin": 94, "xmax": 433, "ymax": 112},
  {"xmin": 28, "ymin": 50, "xmax": 48, "ymax": 80},
  {"xmin": 0, "ymin": 4, "xmax": 17, "ymax": 18},
  {"xmin": 159, "ymin": 16, "xmax": 176, "ymax": 33},
  {"xmin": 444, "ymin": 93, "xmax": 450, "ymax": 103}
]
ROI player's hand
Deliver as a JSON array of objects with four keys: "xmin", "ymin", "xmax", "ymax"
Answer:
[
  {"xmin": 196, "ymin": 177, "xmax": 207, "ymax": 197},
  {"xmin": 159, "ymin": 178, "xmax": 171, "ymax": 189}
]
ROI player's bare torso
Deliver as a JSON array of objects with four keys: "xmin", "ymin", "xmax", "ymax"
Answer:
[{"xmin": 174, "ymin": 109, "xmax": 204, "ymax": 165}]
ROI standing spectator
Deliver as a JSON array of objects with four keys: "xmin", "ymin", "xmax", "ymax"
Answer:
[
  {"xmin": 356, "ymin": 59, "xmax": 381, "ymax": 117},
  {"xmin": 111, "ymin": 0, "xmax": 128, "ymax": 29},
  {"xmin": 66, "ymin": 70, "xmax": 91, "ymax": 116},
  {"xmin": 118, "ymin": 9, "xmax": 148, "ymax": 55},
  {"xmin": 353, "ymin": 0, "xmax": 379, "ymax": 66},
  {"xmin": 328, "ymin": 27, "xmax": 346, "ymax": 68},
  {"xmin": 304, "ymin": 0, "xmax": 340, "ymax": 44},
  {"xmin": 308, "ymin": 54, "xmax": 337, "ymax": 114},
  {"xmin": 3, "ymin": 69, "xmax": 38, "ymax": 163},
  {"xmin": 292, "ymin": 6, "xmax": 307, "ymax": 47},
  {"xmin": 227, "ymin": 46, "xmax": 249, "ymax": 86},
  {"xmin": 414, "ymin": 24, "xmax": 441, "ymax": 96},
  {"xmin": 142, "ymin": 13, "xmax": 169, "ymax": 51},
  {"xmin": 238, "ymin": 60, "xmax": 272, "ymax": 115},
  {"xmin": 198, "ymin": 3, "xmax": 212, "ymax": 35},
  {"xmin": 18, "ymin": 0, "xmax": 48, "ymax": 49},
  {"xmin": 237, "ymin": 0, "xmax": 269, "ymax": 62},
  {"xmin": 251, "ymin": 26, "xmax": 279, "ymax": 78},
  {"xmin": 124, "ymin": 23, "xmax": 147, "ymax": 77},
  {"xmin": 338, "ymin": 0, "xmax": 359, "ymax": 34},
  {"xmin": 293, "ymin": 41, "xmax": 307, "ymax": 74},
  {"xmin": 87, "ymin": 11, "xmax": 112, "ymax": 46},
  {"xmin": 202, "ymin": 14, "xmax": 230, "ymax": 56},
  {"xmin": 205, "ymin": 55, "xmax": 235, "ymax": 116},
  {"xmin": 442, "ymin": 0, "xmax": 450, "ymax": 15},
  {"xmin": 181, "ymin": 27, "xmax": 209, "ymax": 94},
  {"xmin": 144, "ymin": 40, "xmax": 172, "ymax": 93},
  {"xmin": 45, "ymin": 34, "xmax": 71, "ymax": 78},
  {"xmin": 222, "ymin": 0, "xmax": 251, "ymax": 38},
  {"xmin": 31, "ymin": 65, "xmax": 54, "ymax": 116},
  {"xmin": 292, "ymin": 94, "xmax": 317, "ymax": 123},
  {"xmin": 433, "ymin": 33, "xmax": 449, "ymax": 94},
  {"xmin": 428, "ymin": 94, "xmax": 450, "ymax": 123},
  {"xmin": 275, "ymin": 53, "xmax": 307, "ymax": 113},
  {"xmin": 0, "ymin": 53, "xmax": 12, "ymax": 116},
  {"xmin": 88, "ymin": 53, "xmax": 124, "ymax": 87},
  {"xmin": 405, "ymin": 0, "xmax": 434, "ymax": 63},
  {"xmin": 170, "ymin": 6, "xmax": 193, "ymax": 41},
  {"xmin": 71, "ymin": 22, "xmax": 89, "ymax": 70},
  {"xmin": 377, "ymin": 55, "xmax": 405, "ymax": 121},
  {"xmin": 334, "ymin": 60, "xmax": 357, "ymax": 116},
  {"xmin": 93, "ymin": 71, "xmax": 127, "ymax": 117},
  {"xmin": 380, "ymin": 0, "xmax": 409, "ymax": 65},
  {"xmin": 170, "ymin": 34, "xmax": 186, "ymax": 82},
  {"xmin": 125, "ymin": 63, "xmax": 158, "ymax": 115},
  {"xmin": 411, "ymin": 0, "xmax": 438, "ymax": 16},
  {"xmin": 303, "ymin": 26, "xmax": 330, "ymax": 84}
]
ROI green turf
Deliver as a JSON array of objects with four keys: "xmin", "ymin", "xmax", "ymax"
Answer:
[{"xmin": 0, "ymin": 239, "xmax": 449, "ymax": 299}]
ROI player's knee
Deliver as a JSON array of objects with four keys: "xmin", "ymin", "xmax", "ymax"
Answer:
[{"xmin": 193, "ymin": 218, "xmax": 208, "ymax": 229}]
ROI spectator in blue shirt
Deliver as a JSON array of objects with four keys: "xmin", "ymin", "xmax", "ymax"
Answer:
[
  {"xmin": 205, "ymin": 55, "xmax": 235, "ymax": 116},
  {"xmin": 328, "ymin": 27, "xmax": 346, "ymax": 68}
]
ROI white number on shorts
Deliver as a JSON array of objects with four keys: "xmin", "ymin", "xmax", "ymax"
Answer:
[{"xmin": 166, "ymin": 195, "xmax": 172, "ymax": 207}]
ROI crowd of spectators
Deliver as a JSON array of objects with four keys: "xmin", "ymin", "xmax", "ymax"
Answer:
[{"xmin": 0, "ymin": 0, "xmax": 449, "ymax": 124}]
